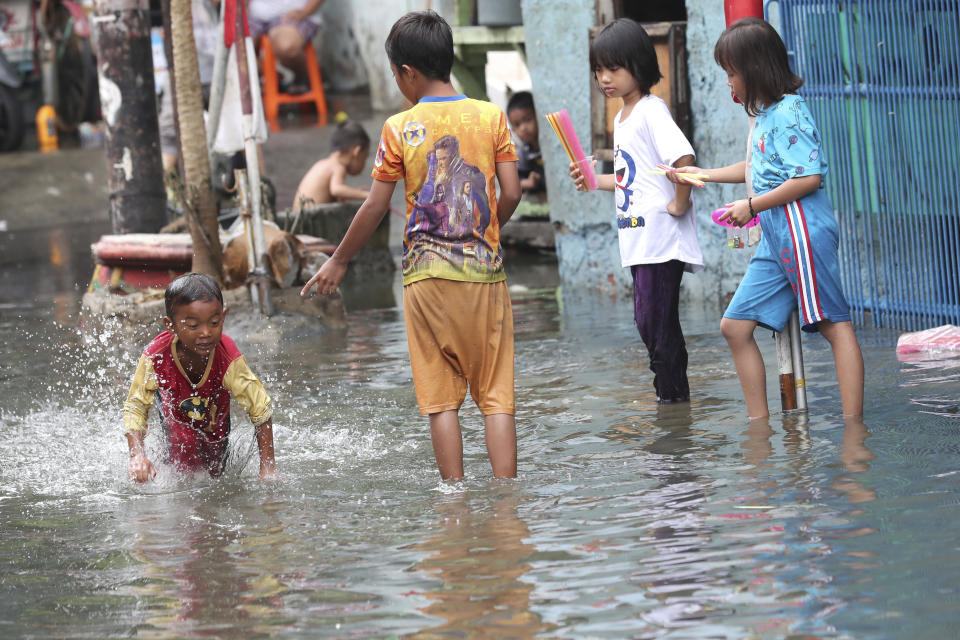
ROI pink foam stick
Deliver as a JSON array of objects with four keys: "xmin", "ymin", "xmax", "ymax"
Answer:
[
  {"xmin": 712, "ymin": 207, "xmax": 759, "ymax": 228},
  {"xmin": 554, "ymin": 109, "xmax": 598, "ymax": 191}
]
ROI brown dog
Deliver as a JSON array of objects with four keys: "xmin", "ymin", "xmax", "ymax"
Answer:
[{"xmin": 223, "ymin": 225, "xmax": 304, "ymax": 289}]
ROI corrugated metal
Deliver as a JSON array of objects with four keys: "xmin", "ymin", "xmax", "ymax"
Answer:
[{"xmin": 773, "ymin": 0, "xmax": 960, "ymax": 330}]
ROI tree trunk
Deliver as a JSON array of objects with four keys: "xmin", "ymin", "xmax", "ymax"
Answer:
[
  {"xmin": 93, "ymin": 0, "xmax": 167, "ymax": 234},
  {"xmin": 169, "ymin": 0, "xmax": 223, "ymax": 282}
]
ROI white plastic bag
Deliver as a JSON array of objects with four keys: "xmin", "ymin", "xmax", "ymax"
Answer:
[{"xmin": 213, "ymin": 37, "xmax": 268, "ymax": 153}]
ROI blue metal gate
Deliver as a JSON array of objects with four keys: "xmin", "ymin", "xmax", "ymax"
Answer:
[{"xmin": 773, "ymin": 0, "xmax": 960, "ymax": 330}]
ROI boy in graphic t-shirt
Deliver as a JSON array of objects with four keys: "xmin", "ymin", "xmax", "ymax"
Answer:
[{"xmin": 300, "ymin": 11, "xmax": 521, "ymax": 480}]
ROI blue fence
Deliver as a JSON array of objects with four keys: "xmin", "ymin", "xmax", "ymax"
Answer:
[{"xmin": 773, "ymin": 0, "xmax": 960, "ymax": 330}]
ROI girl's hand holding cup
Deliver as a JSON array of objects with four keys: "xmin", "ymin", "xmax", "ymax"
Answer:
[
  {"xmin": 568, "ymin": 156, "xmax": 596, "ymax": 192},
  {"xmin": 720, "ymin": 199, "xmax": 754, "ymax": 227}
]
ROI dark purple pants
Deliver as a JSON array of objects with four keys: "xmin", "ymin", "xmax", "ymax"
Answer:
[{"xmin": 631, "ymin": 260, "xmax": 689, "ymax": 402}]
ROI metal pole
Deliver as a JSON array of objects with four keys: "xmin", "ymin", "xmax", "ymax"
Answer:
[
  {"xmin": 776, "ymin": 309, "xmax": 808, "ymax": 413},
  {"xmin": 92, "ymin": 0, "xmax": 167, "ymax": 234},
  {"xmin": 233, "ymin": 3, "xmax": 272, "ymax": 316},
  {"xmin": 775, "ymin": 325, "xmax": 797, "ymax": 411},
  {"xmin": 235, "ymin": 170, "xmax": 260, "ymax": 310},
  {"xmin": 788, "ymin": 310, "xmax": 808, "ymax": 411}
]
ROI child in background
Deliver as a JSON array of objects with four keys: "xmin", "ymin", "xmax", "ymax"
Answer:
[
  {"xmin": 506, "ymin": 91, "xmax": 546, "ymax": 196},
  {"xmin": 666, "ymin": 17, "xmax": 863, "ymax": 418},
  {"xmin": 570, "ymin": 18, "xmax": 703, "ymax": 404},
  {"xmin": 123, "ymin": 273, "xmax": 276, "ymax": 482},
  {"xmin": 293, "ymin": 120, "xmax": 371, "ymax": 209},
  {"xmin": 301, "ymin": 11, "xmax": 521, "ymax": 480}
]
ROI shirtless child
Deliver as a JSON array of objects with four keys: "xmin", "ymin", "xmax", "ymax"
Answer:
[{"xmin": 293, "ymin": 120, "xmax": 371, "ymax": 208}]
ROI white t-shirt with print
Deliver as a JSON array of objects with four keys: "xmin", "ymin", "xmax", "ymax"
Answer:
[{"xmin": 612, "ymin": 94, "xmax": 703, "ymax": 272}]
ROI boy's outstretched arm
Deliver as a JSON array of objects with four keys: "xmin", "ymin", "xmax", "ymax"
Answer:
[
  {"xmin": 300, "ymin": 179, "xmax": 397, "ymax": 296},
  {"xmin": 495, "ymin": 161, "xmax": 522, "ymax": 227},
  {"xmin": 255, "ymin": 418, "xmax": 276, "ymax": 479},
  {"xmin": 124, "ymin": 355, "xmax": 157, "ymax": 483}
]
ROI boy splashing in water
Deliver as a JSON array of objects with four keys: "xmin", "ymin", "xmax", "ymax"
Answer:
[{"xmin": 123, "ymin": 273, "xmax": 276, "ymax": 482}]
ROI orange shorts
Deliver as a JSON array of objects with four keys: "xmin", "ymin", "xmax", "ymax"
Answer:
[{"xmin": 403, "ymin": 278, "xmax": 514, "ymax": 416}]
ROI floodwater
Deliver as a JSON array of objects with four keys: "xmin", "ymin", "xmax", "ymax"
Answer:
[{"xmin": 1, "ymin": 243, "xmax": 959, "ymax": 639}]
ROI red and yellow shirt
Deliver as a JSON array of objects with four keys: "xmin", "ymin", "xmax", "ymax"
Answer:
[{"xmin": 123, "ymin": 332, "xmax": 271, "ymax": 474}]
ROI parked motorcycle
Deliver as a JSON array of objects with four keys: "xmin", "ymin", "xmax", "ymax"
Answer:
[
  {"xmin": 0, "ymin": 0, "xmax": 98, "ymax": 151},
  {"xmin": 0, "ymin": 32, "xmax": 24, "ymax": 151}
]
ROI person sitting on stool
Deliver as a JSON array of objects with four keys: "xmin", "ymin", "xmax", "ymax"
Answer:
[{"xmin": 249, "ymin": 0, "xmax": 326, "ymax": 93}]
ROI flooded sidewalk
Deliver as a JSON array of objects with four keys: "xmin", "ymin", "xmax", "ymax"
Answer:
[{"xmin": 0, "ymin": 242, "xmax": 958, "ymax": 637}]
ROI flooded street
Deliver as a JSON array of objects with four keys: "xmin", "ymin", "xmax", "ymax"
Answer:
[{"xmin": 1, "ymin": 231, "xmax": 959, "ymax": 639}]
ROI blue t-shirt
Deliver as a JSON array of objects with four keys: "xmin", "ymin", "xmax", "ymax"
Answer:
[{"xmin": 751, "ymin": 94, "xmax": 828, "ymax": 195}]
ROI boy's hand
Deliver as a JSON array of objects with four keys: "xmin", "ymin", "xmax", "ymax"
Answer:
[
  {"xmin": 667, "ymin": 195, "xmax": 692, "ymax": 216},
  {"xmin": 300, "ymin": 256, "xmax": 347, "ymax": 296},
  {"xmin": 255, "ymin": 418, "xmax": 277, "ymax": 480},
  {"xmin": 520, "ymin": 171, "xmax": 543, "ymax": 192},
  {"xmin": 284, "ymin": 8, "xmax": 309, "ymax": 23},
  {"xmin": 259, "ymin": 462, "xmax": 277, "ymax": 480},
  {"xmin": 128, "ymin": 453, "xmax": 157, "ymax": 483},
  {"xmin": 721, "ymin": 199, "xmax": 754, "ymax": 227}
]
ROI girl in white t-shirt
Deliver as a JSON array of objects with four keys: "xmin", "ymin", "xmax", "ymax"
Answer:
[{"xmin": 571, "ymin": 18, "xmax": 703, "ymax": 403}]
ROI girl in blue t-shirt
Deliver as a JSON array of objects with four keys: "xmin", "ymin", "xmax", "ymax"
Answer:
[{"xmin": 666, "ymin": 17, "xmax": 863, "ymax": 419}]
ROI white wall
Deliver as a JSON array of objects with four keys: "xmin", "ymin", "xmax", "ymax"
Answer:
[{"xmin": 319, "ymin": 0, "xmax": 457, "ymax": 112}]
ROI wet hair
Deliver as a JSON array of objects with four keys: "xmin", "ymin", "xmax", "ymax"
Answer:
[
  {"xmin": 506, "ymin": 91, "xmax": 535, "ymax": 116},
  {"xmin": 330, "ymin": 120, "xmax": 370, "ymax": 154},
  {"xmin": 165, "ymin": 273, "xmax": 223, "ymax": 318},
  {"xmin": 714, "ymin": 17, "xmax": 803, "ymax": 116},
  {"xmin": 385, "ymin": 11, "xmax": 453, "ymax": 82},
  {"xmin": 590, "ymin": 19, "xmax": 663, "ymax": 96}
]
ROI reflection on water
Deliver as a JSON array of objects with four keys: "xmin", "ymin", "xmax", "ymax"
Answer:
[
  {"xmin": 0, "ymin": 220, "xmax": 112, "ymax": 304},
  {"xmin": 408, "ymin": 488, "xmax": 550, "ymax": 638},
  {"xmin": 0, "ymin": 253, "xmax": 959, "ymax": 639},
  {"xmin": 127, "ymin": 490, "xmax": 294, "ymax": 638}
]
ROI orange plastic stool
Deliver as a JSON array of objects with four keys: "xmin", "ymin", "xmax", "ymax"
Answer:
[{"xmin": 259, "ymin": 36, "xmax": 328, "ymax": 131}]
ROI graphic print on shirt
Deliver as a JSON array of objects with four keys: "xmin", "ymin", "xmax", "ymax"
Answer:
[
  {"xmin": 755, "ymin": 124, "xmax": 788, "ymax": 187},
  {"xmin": 372, "ymin": 96, "xmax": 517, "ymax": 285},
  {"xmin": 178, "ymin": 396, "xmax": 219, "ymax": 432},
  {"xmin": 403, "ymin": 121, "xmax": 426, "ymax": 147},
  {"xmin": 614, "ymin": 145, "xmax": 643, "ymax": 229},
  {"xmin": 406, "ymin": 134, "xmax": 493, "ymax": 268}
]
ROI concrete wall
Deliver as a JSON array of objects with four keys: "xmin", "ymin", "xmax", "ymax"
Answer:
[
  {"xmin": 683, "ymin": 0, "xmax": 754, "ymax": 306},
  {"xmin": 319, "ymin": 0, "xmax": 456, "ymax": 112},
  {"xmin": 519, "ymin": 0, "xmax": 771, "ymax": 306},
  {"xmin": 520, "ymin": 0, "xmax": 625, "ymax": 295},
  {"xmin": 316, "ymin": 1, "xmax": 369, "ymax": 94}
]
